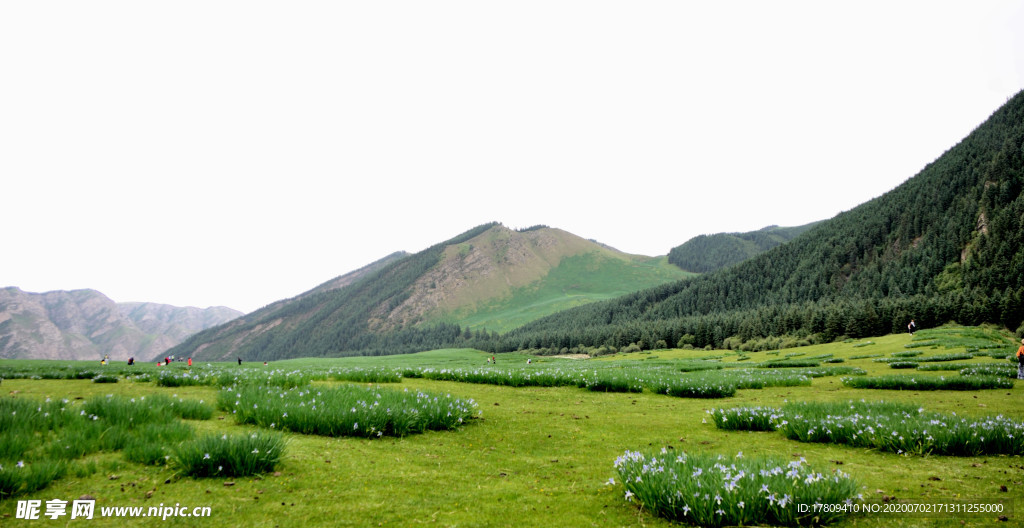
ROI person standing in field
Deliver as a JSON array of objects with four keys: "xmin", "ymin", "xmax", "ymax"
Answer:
[
  {"xmin": 907, "ymin": 320, "xmax": 917, "ymax": 335},
  {"xmin": 1016, "ymin": 338, "xmax": 1024, "ymax": 380}
]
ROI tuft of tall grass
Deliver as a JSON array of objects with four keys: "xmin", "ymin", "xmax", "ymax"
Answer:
[
  {"xmin": 331, "ymin": 367, "xmax": 402, "ymax": 383},
  {"xmin": 710, "ymin": 401, "xmax": 1024, "ymax": 457},
  {"xmin": 220, "ymin": 383, "xmax": 478, "ymax": 438},
  {"xmin": 841, "ymin": 374, "xmax": 1013, "ymax": 390},
  {"xmin": 958, "ymin": 365, "xmax": 1017, "ymax": 378},
  {"xmin": 124, "ymin": 422, "xmax": 194, "ymax": 466},
  {"xmin": 169, "ymin": 398, "xmax": 215, "ymax": 420},
  {"xmin": 0, "ymin": 460, "xmax": 67, "ymax": 499},
  {"xmin": 613, "ymin": 449, "xmax": 861, "ymax": 527},
  {"xmin": 752, "ymin": 359, "xmax": 821, "ymax": 368},
  {"xmin": 914, "ymin": 353, "xmax": 976, "ymax": 363},
  {"xmin": 82, "ymin": 394, "xmax": 176, "ymax": 426},
  {"xmin": 173, "ymin": 432, "xmax": 285, "ymax": 478},
  {"xmin": 707, "ymin": 406, "xmax": 782, "ymax": 431}
]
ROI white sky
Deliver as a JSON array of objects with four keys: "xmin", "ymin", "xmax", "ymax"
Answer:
[{"xmin": 3, "ymin": 1, "xmax": 1023, "ymax": 314}]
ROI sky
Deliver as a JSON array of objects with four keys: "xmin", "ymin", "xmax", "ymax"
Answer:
[{"xmin": 2, "ymin": 1, "xmax": 1023, "ymax": 314}]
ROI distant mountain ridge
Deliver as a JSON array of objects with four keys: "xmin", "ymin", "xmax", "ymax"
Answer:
[
  {"xmin": 668, "ymin": 222, "xmax": 822, "ymax": 273},
  {"xmin": 169, "ymin": 223, "xmax": 692, "ymax": 360},
  {"xmin": 0, "ymin": 287, "xmax": 242, "ymax": 361}
]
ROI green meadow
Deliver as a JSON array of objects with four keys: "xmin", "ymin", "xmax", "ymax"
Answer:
[
  {"xmin": 1, "ymin": 325, "xmax": 1022, "ymax": 527},
  {"xmin": 448, "ymin": 254, "xmax": 693, "ymax": 333}
]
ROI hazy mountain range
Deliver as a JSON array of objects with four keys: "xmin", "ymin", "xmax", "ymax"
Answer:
[{"xmin": 0, "ymin": 287, "xmax": 242, "ymax": 361}]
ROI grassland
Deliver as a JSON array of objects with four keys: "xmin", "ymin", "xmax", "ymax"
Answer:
[
  {"xmin": 447, "ymin": 254, "xmax": 693, "ymax": 333},
  {"xmin": 1, "ymin": 325, "xmax": 1022, "ymax": 527}
]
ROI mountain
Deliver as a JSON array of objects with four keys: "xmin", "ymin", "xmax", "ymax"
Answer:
[
  {"xmin": 301, "ymin": 251, "xmax": 410, "ymax": 298},
  {"xmin": 0, "ymin": 287, "xmax": 242, "ymax": 361},
  {"xmin": 169, "ymin": 224, "xmax": 692, "ymax": 360},
  {"xmin": 118, "ymin": 303, "xmax": 246, "ymax": 343},
  {"xmin": 492, "ymin": 90, "xmax": 1024, "ymax": 353},
  {"xmin": 667, "ymin": 222, "xmax": 822, "ymax": 273}
]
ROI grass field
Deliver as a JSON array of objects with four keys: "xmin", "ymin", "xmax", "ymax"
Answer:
[
  {"xmin": 1, "ymin": 325, "xmax": 1022, "ymax": 527},
  {"xmin": 447, "ymin": 254, "xmax": 693, "ymax": 333}
]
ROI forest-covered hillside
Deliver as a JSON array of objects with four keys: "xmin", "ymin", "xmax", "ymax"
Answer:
[
  {"xmin": 667, "ymin": 223, "xmax": 820, "ymax": 273},
  {"xmin": 486, "ymin": 90, "xmax": 1024, "ymax": 353}
]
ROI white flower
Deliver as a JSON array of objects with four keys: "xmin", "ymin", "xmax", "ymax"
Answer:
[{"xmin": 203, "ymin": 453, "xmax": 211, "ymax": 460}]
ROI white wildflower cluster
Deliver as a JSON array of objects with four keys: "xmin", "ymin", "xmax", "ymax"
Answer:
[
  {"xmin": 709, "ymin": 401, "xmax": 1024, "ymax": 457},
  {"xmin": 611, "ymin": 448, "xmax": 861, "ymax": 526}
]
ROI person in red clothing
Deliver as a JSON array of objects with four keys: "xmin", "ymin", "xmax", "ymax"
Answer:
[
  {"xmin": 187, "ymin": 357, "xmax": 192, "ymax": 367},
  {"xmin": 1016, "ymin": 338, "xmax": 1024, "ymax": 380}
]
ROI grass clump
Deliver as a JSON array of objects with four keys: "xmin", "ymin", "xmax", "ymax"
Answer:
[
  {"xmin": 174, "ymin": 431, "xmax": 285, "ymax": 478},
  {"xmin": 710, "ymin": 401, "xmax": 1024, "ymax": 456},
  {"xmin": 612, "ymin": 449, "xmax": 861, "ymax": 527},
  {"xmin": 707, "ymin": 406, "xmax": 782, "ymax": 431},
  {"xmin": 331, "ymin": 367, "xmax": 402, "ymax": 383},
  {"xmin": 124, "ymin": 422, "xmax": 195, "ymax": 466},
  {"xmin": 0, "ymin": 460, "xmax": 67, "ymax": 499},
  {"xmin": 220, "ymin": 383, "xmax": 478, "ymax": 438},
  {"xmin": 169, "ymin": 398, "xmax": 215, "ymax": 420},
  {"xmin": 841, "ymin": 374, "xmax": 1013, "ymax": 390}
]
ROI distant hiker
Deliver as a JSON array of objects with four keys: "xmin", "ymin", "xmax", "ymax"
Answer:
[
  {"xmin": 165, "ymin": 356, "xmax": 170, "ymax": 365},
  {"xmin": 907, "ymin": 320, "xmax": 917, "ymax": 335},
  {"xmin": 1016, "ymin": 338, "xmax": 1024, "ymax": 380},
  {"xmin": 238, "ymin": 357, "xmax": 242, "ymax": 366},
  {"xmin": 187, "ymin": 357, "xmax": 192, "ymax": 367},
  {"xmin": 527, "ymin": 358, "xmax": 532, "ymax": 364},
  {"xmin": 492, "ymin": 356, "xmax": 496, "ymax": 364},
  {"xmin": 127, "ymin": 357, "xmax": 134, "ymax": 366}
]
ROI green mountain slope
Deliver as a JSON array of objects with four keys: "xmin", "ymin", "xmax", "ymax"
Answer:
[
  {"xmin": 170, "ymin": 224, "xmax": 690, "ymax": 360},
  {"xmin": 449, "ymin": 253, "xmax": 689, "ymax": 333},
  {"xmin": 667, "ymin": 222, "xmax": 821, "ymax": 273},
  {"xmin": 491, "ymin": 90, "xmax": 1024, "ymax": 353}
]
